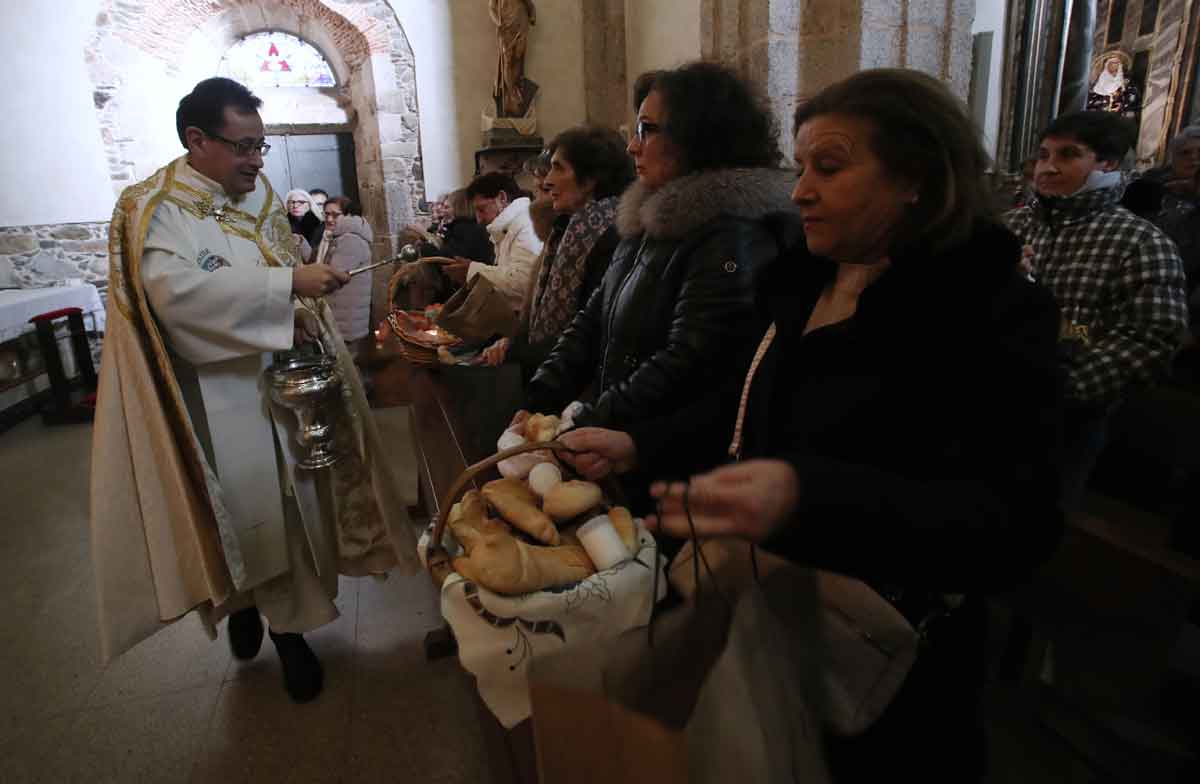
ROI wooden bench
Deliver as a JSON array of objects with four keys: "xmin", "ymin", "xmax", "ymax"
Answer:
[
  {"xmin": 368, "ymin": 345, "xmax": 537, "ymax": 784},
  {"xmin": 1000, "ymin": 383, "xmax": 1200, "ymax": 780}
]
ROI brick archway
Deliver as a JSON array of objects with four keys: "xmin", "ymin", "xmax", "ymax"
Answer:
[{"xmin": 87, "ymin": 0, "xmax": 424, "ymax": 313}]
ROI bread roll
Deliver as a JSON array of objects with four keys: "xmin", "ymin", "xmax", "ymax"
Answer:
[
  {"xmin": 482, "ymin": 477, "xmax": 560, "ymax": 545},
  {"xmin": 543, "ymin": 480, "xmax": 604, "ymax": 522},
  {"xmin": 449, "ymin": 491, "xmax": 595, "ymax": 593},
  {"xmin": 608, "ymin": 506, "xmax": 638, "ymax": 553},
  {"xmin": 528, "ymin": 462, "xmax": 563, "ymax": 497},
  {"xmin": 525, "ymin": 413, "xmax": 560, "ymax": 443}
]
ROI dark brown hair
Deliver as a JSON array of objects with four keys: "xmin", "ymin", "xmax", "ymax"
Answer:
[
  {"xmin": 466, "ymin": 172, "xmax": 522, "ymax": 202},
  {"xmin": 176, "ymin": 77, "xmax": 262, "ymax": 148},
  {"xmin": 1040, "ymin": 111, "xmax": 1136, "ymax": 163},
  {"xmin": 633, "ymin": 62, "xmax": 779, "ymax": 173},
  {"xmin": 546, "ymin": 126, "xmax": 635, "ymax": 200},
  {"xmin": 793, "ymin": 69, "xmax": 993, "ymax": 255},
  {"xmin": 323, "ymin": 196, "xmax": 358, "ymax": 216}
]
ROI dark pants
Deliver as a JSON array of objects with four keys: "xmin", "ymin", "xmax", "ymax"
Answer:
[{"xmin": 1058, "ymin": 404, "xmax": 1110, "ymax": 513}]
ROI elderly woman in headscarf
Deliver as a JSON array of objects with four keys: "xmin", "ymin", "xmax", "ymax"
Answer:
[
  {"xmin": 480, "ymin": 126, "xmax": 634, "ymax": 382},
  {"xmin": 286, "ymin": 188, "xmax": 324, "ymax": 250}
]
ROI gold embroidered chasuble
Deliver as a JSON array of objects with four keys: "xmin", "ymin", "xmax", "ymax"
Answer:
[{"xmin": 91, "ymin": 156, "xmax": 418, "ymax": 663}]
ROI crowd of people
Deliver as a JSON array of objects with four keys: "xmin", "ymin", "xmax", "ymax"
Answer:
[
  {"xmin": 381, "ymin": 62, "xmax": 1191, "ymax": 781},
  {"xmin": 92, "ymin": 60, "xmax": 1199, "ymax": 782}
]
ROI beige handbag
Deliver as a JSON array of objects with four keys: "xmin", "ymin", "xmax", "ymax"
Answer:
[
  {"xmin": 668, "ymin": 538, "xmax": 919, "ymax": 737},
  {"xmin": 432, "ymin": 272, "xmax": 519, "ymax": 344}
]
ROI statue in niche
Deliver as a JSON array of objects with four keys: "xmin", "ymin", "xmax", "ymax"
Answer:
[
  {"xmin": 1087, "ymin": 50, "xmax": 1141, "ymax": 118},
  {"xmin": 489, "ymin": 0, "xmax": 539, "ymax": 117}
]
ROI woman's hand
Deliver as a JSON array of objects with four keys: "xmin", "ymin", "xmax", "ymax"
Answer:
[
  {"xmin": 1018, "ymin": 245, "xmax": 1035, "ymax": 280},
  {"xmin": 481, "ymin": 338, "xmax": 510, "ymax": 367},
  {"xmin": 645, "ymin": 459, "xmax": 800, "ymax": 543},
  {"xmin": 558, "ymin": 428, "xmax": 638, "ymax": 480}
]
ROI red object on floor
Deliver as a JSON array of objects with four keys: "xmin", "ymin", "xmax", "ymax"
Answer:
[
  {"xmin": 28, "ymin": 306, "xmax": 97, "ymax": 424},
  {"xmin": 29, "ymin": 306, "xmax": 84, "ymax": 324}
]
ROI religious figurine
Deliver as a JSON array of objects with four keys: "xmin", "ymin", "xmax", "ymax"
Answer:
[
  {"xmin": 489, "ymin": 0, "xmax": 538, "ymax": 117},
  {"xmin": 1087, "ymin": 50, "xmax": 1140, "ymax": 117}
]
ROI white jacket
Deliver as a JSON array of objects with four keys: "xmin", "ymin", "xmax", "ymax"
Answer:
[{"xmin": 470, "ymin": 197, "xmax": 544, "ymax": 313}]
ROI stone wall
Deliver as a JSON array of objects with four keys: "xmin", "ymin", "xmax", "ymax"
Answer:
[
  {"xmin": 87, "ymin": 0, "xmax": 423, "ymax": 216},
  {"xmin": 0, "ymin": 223, "xmax": 109, "ymax": 292},
  {"xmin": 87, "ymin": 0, "xmax": 424, "ymax": 322}
]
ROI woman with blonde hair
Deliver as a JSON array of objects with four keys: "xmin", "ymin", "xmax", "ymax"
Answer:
[{"xmin": 285, "ymin": 188, "xmax": 323, "ymax": 248}]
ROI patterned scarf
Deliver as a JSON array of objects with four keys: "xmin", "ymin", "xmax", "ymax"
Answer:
[{"xmin": 527, "ymin": 196, "xmax": 618, "ymax": 344}]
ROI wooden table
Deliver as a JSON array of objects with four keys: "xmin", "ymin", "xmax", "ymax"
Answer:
[{"xmin": 366, "ymin": 341, "xmax": 538, "ymax": 784}]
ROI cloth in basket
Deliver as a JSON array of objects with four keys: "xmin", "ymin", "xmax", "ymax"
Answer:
[{"xmin": 417, "ymin": 519, "xmax": 666, "ymax": 728}]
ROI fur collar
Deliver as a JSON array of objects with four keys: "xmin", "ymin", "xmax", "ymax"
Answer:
[{"xmin": 616, "ymin": 167, "xmax": 798, "ymax": 240}]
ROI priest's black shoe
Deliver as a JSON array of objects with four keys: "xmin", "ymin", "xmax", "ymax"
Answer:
[
  {"xmin": 228, "ymin": 606, "xmax": 264, "ymax": 660},
  {"xmin": 269, "ymin": 629, "xmax": 324, "ymax": 703}
]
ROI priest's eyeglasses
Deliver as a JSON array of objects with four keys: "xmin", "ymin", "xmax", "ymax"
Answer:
[{"xmin": 206, "ymin": 132, "xmax": 271, "ymax": 157}]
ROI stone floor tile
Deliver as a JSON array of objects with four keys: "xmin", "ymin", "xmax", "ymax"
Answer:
[
  {"xmin": 86, "ymin": 612, "xmax": 231, "ymax": 708},
  {"xmin": 55, "ymin": 685, "xmax": 220, "ymax": 784},
  {"xmin": 348, "ymin": 658, "xmax": 492, "ymax": 784},
  {"xmin": 190, "ymin": 675, "xmax": 353, "ymax": 784}
]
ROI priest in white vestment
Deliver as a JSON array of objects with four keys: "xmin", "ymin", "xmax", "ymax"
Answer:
[{"xmin": 90, "ymin": 77, "xmax": 420, "ymax": 702}]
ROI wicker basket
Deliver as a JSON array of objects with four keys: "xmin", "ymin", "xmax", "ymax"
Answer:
[
  {"xmin": 385, "ymin": 309, "xmax": 460, "ymax": 368},
  {"xmin": 425, "ymin": 440, "xmax": 621, "ymax": 588}
]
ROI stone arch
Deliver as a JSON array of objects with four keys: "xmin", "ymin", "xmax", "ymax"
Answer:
[{"xmin": 87, "ymin": 0, "xmax": 424, "ymax": 313}]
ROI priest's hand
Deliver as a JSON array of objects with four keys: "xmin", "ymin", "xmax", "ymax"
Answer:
[
  {"xmin": 293, "ymin": 264, "xmax": 349, "ymax": 298},
  {"xmin": 293, "ymin": 309, "xmax": 321, "ymax": 347},
  {"xmin": 558, "ymin": 427, "xmax": 637, "ymax": 480},
  {"xmin": 645, "ymin": 459, "xmax": 800, "ymax": 543}
]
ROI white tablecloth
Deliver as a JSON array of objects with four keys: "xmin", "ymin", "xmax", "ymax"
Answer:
[
  {"xmin": 419, "ymin": 520, "xmax": 667, "ymax": 728},
  {"xmin": 0, "ymin": 284, "xmax": 105, "ymax": 343}
]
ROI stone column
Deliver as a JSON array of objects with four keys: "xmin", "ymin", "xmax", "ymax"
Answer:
[
  {"xmin": 701, "ymin": 0, "xmax": 978, "ymax": 157},
  {"xmin": 582, "ymin": 0, "xmax": 629, "ymax": 131},
  {"xmin": 1058, "ymin": 0, "xmax": 1098, "ymax": 115}
]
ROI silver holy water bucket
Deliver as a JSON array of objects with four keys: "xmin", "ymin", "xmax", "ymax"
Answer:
[{"xmin": 266, "ymin": 351, "xmax": 343, "ymax": 470}]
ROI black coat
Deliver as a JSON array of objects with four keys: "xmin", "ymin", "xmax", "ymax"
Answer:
[
  {"xmin": 631, "ymin": 221, "xmax": 1065, "ymax": 780},
  {"xmin": 289, "ymin": 211, "xmax": 323, "ymax": 249},
  {"xmin": 525, "ymin": 168, "xmax": 800, "ymax": 429},
  {"xmin": 439, "ymin": 217, "xmax": 494, "ymax": 265}
]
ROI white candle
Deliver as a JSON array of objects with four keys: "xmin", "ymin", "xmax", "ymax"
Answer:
[
  {"xmin": 576, "ymin": 514, "xmax": 630, "ymax": 570},
  {"xmin": 528, "ymin": 462, "xmax": 562, "ymax": 497}
]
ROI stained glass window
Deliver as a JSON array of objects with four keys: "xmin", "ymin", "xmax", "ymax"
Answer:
[{"xmin": 217, "ymin": 32, "xmax": 336, "ymax": 89}]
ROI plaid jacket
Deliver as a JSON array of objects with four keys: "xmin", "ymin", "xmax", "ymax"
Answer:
[{"xmin": 1005, "ymin": 184, "xmax": 1188, "ymax": 408}]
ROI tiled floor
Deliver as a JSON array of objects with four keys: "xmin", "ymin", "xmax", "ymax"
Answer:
[{"xmin": 0, "ymin": 416, "xmax": 490, "ymax": 784}]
